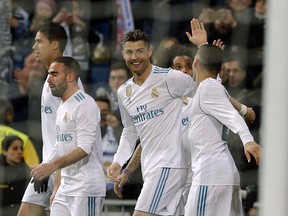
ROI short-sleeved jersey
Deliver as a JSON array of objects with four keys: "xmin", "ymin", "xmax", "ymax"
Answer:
[
  {"xmin": 51, "ymin": 90, "xmax": 105, "ymax": 197},
  {"xmin": 114, "ymin": 66, "xmax": 196, "ymax": 177},
  {"xmin": 188, "ymin": 78, "xmax": 253, "ymax": 186},
  {"xmin": 41, "ymin": 76, "xmax": 84, "ymax": 162}
]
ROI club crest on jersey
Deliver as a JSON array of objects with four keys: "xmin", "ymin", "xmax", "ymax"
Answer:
[
  {"xmin": 126, "ymin": 84, "xmax": 132, "ymax": 97},
  {"xmin": 182, "ymin": 97, "xmax": 189, "ymax": 106},
  {"xmin": 63, "ymin": 112, "xmax": 68, "ymax": 122},
  {"xmin": 151, "ymin": 87, "xmax": 159, "ymax": 99}
]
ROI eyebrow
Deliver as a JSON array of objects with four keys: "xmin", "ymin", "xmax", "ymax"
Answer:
[{"xmin": 48, "ymin": 71, "xmax": 58, "ymax": 75}]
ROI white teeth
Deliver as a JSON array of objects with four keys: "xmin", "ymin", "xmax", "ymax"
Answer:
[{"xmin": 132, "ymin": 62, "xmax": 140, "ymax": 65}]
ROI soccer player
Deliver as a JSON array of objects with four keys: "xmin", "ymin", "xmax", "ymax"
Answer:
[
  {"xmin": 18, "ymin": 21, "xmax": 84, "ymax": 216},
  {"xmin": 110, "ymin": 19, "xmax": 256, "ymax": 208},
  {"xmin": 185, "ymin": 44, "xmax": 261, "ymax": 216},
  {"xmin": 30, "ymin": 56, "xmax": 106, "ymax": 216},
  {"xmin": 107, "ymin": 29, "xmax": 197, "ymax": 216}
]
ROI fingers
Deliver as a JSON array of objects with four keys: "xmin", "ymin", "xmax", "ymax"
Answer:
[
  {"xmin": 245, "ymin": 150, "xmax": 251, "ymax": 163},
  {"xmin": 212, "ymin": 39, "xmax": 225, "ymax": 50},
  {"xmin": 113, "ymin": 181, "xmax": 123, "ymax": 198},
  {"xmin": 192, "ymin": 18, "xmax": 199, "ymax": 31}
]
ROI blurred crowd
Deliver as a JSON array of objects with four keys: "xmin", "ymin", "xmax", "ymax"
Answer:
[{"xmin": 0, "ymin": 0, "xmax": 265, "ymax": 215}]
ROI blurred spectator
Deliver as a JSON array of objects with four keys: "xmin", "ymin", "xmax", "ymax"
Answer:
[
  {"xmin": 223, "ymin": 55, "xmax": 248, "ymax": 99},
  {"xmin": 13, "ymin": 53, "xmax": 47, "ymax": 158},
  {"xmin": 9, "ymin": 0, "xmax": 31, "ymax": 69},
  {"xmin": 95, "ymin": 61, "xmax": 131, "ymax": 116},
  {"xmin": 95, "ymin": 96, "xmax": 122, "ymax": 198},
  {"xmin": 0, "ymin": 0, "xmax": 13, "ymax": 99},
  {"xmin": 52, "ymin": 0, "xmax": 94, "ymax": 85},
  {"xmin": 30, "ymin": 0, "xmax": 57, "ymax": 33},
  {"xmin": 0, "ymin": 135, "xmax": 30, "ymax": 216},
  {"xmin": 152, "ymin": 36, "xmax": 179, "ymax": 65},
  {"xmin": 0, "ymin": 98, "xmax": 39, "ymax": 167}
]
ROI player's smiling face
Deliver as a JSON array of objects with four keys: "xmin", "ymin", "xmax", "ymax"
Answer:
[{"xmin": 122, "ymin": 41, "xmax": 152, "ymax": 77}]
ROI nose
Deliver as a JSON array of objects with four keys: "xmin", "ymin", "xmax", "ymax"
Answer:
[
  {"xmin": 182, "ymin": 68, "xmax": 188, "ymax": 74},
  {"xmin": 32, "ymin": 42, "xmax": 37, "ymax": 51},
  {"xmin": 47, "ymin": 74, "xmax": 53, "ymax": 84}
]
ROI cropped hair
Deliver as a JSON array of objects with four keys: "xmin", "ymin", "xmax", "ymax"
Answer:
[
  {"xmin": 122, "ymin": 29, "xmax": 150, "ymax": 48},
  {"xmin": 95, "ymin": 96, "xmax": 111, "ymax": 108},
  {"xmin": 53, "ymin": 56, "xmax": 81, "ymax": 79},
  {"xmin": 2, "ymin": 135, "xmax": 23, "ymax": 152},
  {"xmin": 223, "ymin": 55, "xmax": 245, "ymax": 70},
  {"xmin": 37, "ymin": 21, "xmax": 68, "ymax": 53},
  {"xmin": 156, "ymin": 44, "xmax": 196, "ymax": 68},
  {"xmin": 196, "ymin": 44, "xmax": 223, "ymax": 75}
]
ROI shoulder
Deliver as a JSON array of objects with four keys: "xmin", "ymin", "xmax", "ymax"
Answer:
[
  {"xmin": 117, "ymin": 77, "xmax": 133, "ymax": 95},
  {"xmin": 200, "ymin": 78, "xmax": 227, "ymax": 98},
  {"xmin": 153, "ymin": 66, "xmax": 172, "ymax": 75}
]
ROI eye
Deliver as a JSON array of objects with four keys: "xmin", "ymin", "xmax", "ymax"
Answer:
[
  {"xmin": 124, "ymin": 50, "xmax": 132, "ymax": 55},
  {"xmin": 136, "ymin": 49, "xmax": 144, "ymax": 55}
]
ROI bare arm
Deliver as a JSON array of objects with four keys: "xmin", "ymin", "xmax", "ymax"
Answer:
[{"xmin": 114, "ymin": 144, "xmax": 142, "ymax": 198}]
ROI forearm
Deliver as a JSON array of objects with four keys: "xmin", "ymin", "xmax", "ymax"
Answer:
[
  {"xmin": 125, "ymin": 144, "xmax": 142, "ymax": 174},
  {"xmin": 52, "ymin": 147, "xmax": 87, "ymax": 170}
]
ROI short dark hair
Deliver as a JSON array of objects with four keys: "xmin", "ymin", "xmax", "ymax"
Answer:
[
  {"xmin": 37, "ymin": 21, "xmax": 68, "ymax": 53},
  {"xmin": 2, "ymin": 135, "xmax": 23, "ymax": 152},
  {"xmin": 223, "ymin": 55, "xmax": 245, "ymax": 70},
  {"xmin": 156, "ymin": 44, "xmax": 196, "ymax": 68},
  {"xmin": 52, "ymin": 56, "xmax": 81, "ymax": 79},
  {"xmin": 122, "ymin": 29, "xmax": 150, "ymax": 48},
  {"xmin": 95, "ymin": 96, "xmax": 111, "ymax": 108},
  {"xmin": 196, "ymin": 44, "xmax": 223, "ymax": 75},
  {"xmin": 110, "ymin": 61, "xmax": 130, "ymax": 78}
]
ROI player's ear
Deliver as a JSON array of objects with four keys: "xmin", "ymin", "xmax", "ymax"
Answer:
[
  {"xmin": 51, "ymin": 41, "xmax": 60, "ymax": 51},
  {"xmin": 66, "ymin": 72, "xmax": 74, "ymax": 82}
]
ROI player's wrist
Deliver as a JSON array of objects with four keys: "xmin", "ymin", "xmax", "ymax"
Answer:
[
  {"xmin": 239, "ymin": 104, "xmax": 248, "ymax": 116},
  {"xmin": 198, "ymin": 42, "xmax": 208, "ymax": 49},
  {"xmin": 122, "ymin": 168, "xmax": 131, "ymax": 181}
]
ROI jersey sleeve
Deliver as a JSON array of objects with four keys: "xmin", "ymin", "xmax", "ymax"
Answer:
[
  {"xmin": 200, "ymin": 82, "xmax": 254, "ymax": 145},
  {"xmin": 166, "ymin": 69, "xmax": 196, "ymax": 98},
  {"xmin": 113, "ymin": 89, "xmax": 138, "ymax": 167},
  {"xmin": 75, "ymin": 99, "xmax": 99, "ymax": 154}
]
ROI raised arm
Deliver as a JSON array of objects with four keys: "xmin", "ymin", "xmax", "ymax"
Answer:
[{"xmin": 185, "ymin": 18, "xmax": 208, "ymax": 47}]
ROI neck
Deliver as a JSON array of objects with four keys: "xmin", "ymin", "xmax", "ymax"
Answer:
[
  {"xmin": 45, "ymin": 53, "xmax": 63, "ymax": 69},
  {"xmin": 133, "ymin": 64, "xmax": 152, "ymax": 86},
  {"xmin": 61, "ymin": 85, "xmax": 80, "ymax": 102},
  {"xmin": 197, "ymin": 71, "xmax": 217, "ymax": 85}
]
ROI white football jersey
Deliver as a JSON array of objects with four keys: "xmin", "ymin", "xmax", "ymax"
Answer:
[
  {"xmin": 181, "ymin": 97, "xmax": 193, "ymax": 184},
  {"xmin": 50, "ymin": 90, "xmax": 106, "ymax": 196},
  {"xmin": 41, "ymin": 76, "xmax": 84, "ymax": 162},
  {"xmin": 114, "ymin": 66, "xmax": 196, "ymax": 177},
  {"xmin": 189, "ymin": 78, "xmax": 253, "ymax": 186}
]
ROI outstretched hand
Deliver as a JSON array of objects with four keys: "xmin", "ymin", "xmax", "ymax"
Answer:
[{"xmin": 185, "ymin": 18, "xmax": 207, "ymax": 47}]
